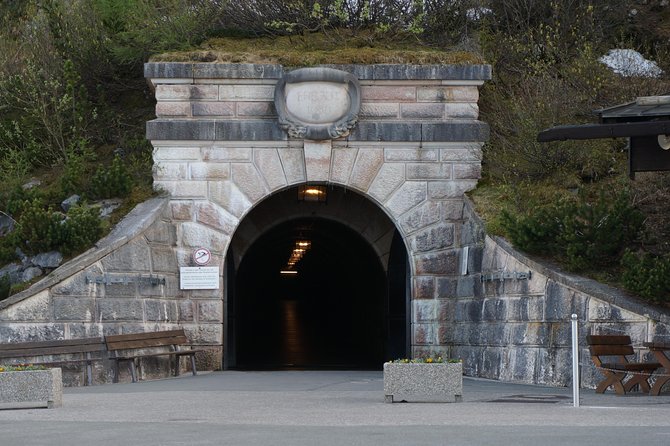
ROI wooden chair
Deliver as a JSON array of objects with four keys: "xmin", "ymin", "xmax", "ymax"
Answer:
[{"xmin": 587, "ymin": 334, "xmax": 661, "ymax": 395}]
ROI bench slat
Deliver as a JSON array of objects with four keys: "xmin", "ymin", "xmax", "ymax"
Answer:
[
  {"xmin": 104, "ymin": 330, "xmax": 186, "ymax": 343},
  {"xmin": 586, "ymin": 335, "xmax": 631, "ymax": 345},
  {"xmin": 0, "ymin": 337, "xmax": 104, "ymax": 351},
  {"xmin": 589, "ymin": 345, "xmax": 635, "ymax": 356},
  {"xmin": 106, "ymin": 336, "xmax": 188, "ymax": 351}
]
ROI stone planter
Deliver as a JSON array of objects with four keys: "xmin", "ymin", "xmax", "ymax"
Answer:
[
  {"xmin": 383, "ymin": 361, "xmax": 463, "ymax": 403},
  {"xmin": 0, "ymin": 368, "xmax": 63, "ymax": 408}
]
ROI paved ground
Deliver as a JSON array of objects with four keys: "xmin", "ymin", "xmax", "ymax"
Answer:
[{"xmin": 2, "ymin": 370, "xmax": 670, "ymax": 445}]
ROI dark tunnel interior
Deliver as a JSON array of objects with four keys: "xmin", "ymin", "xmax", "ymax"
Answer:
[{"xmin": 233, "ymin": 217, "xmax": 390, "ymax": 370}]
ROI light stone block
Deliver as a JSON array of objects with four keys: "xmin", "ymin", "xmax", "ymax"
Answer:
[
  {"xmin": 197, "ymin": 300, "xmax": 223, "ymax": 322},
  {"xmin": 386, "ymin": 181, "xmax": 427, "ymax": 217},
  {"xmin": 218, "ymin": 85, "xmax": 274, "ymax": 101},
  {"xmin": 254, "ymin": 149, "xmax": 287, "ymax": 190},
  {"xmin": 171, "ymin": 202, "xmax": 193, "ymax": 221},
  {"xmin": 190, "ymin": 162, "xmax": 230, "ymax": 180},
  {"xmin": 237, "ymin": 102, "xmax": 275, "ymax": 117},
  {"xmin": 202, "ymin": 147, "xmax": 252, "ymax": 161},
  {"xmin": 192, "ymin": 102, "xmax": 235, "ymax": 117},
  {"xmin": 209, "ymin": 181, "xmax": 253, "ymax": 218},
  {"xmin": 195, "ymin": 202, "xmax": 239, "ymax": 235},
  {"xmin": 400, "ymin": 103, "xmax": 445, "ymax": 119},
  {"xmin": 440, "ymin": 146, "xmax": 483, "ymax": 162},
  {"xmin": 153, "ymin": 147, "xmax": 201, "ymax": 161},
  {"xmin": 278, "ymin": 148, "xmax": 306, "ymax": 184},
  {"xmin": 453, "ymin": 163, "xmax": 482, "ymax": 180},
  {"xmin": 385, "ymin": 148, "xmax": 438, "ymax": 162},
  {"xmin": 368, "ymin": 163, "xmax": 405, "ymax": 202},
  {"xmin": 359, "ymin": 103, "xmax": 399, "ymax": 118},
  {"xmin": 156, "ymin": 85, "xmax": 218, "ymax": 100},
  {"xmin": 445, "ymin": 102, "xmax": 479, "ymax": 119},
  {"xmin": 156, "ymin": 102, "xmax": 191, "ymax": 117},
  {"xmin": 155, "ymin": 180, "xmax": 208, "ymax": 198},
  {"xmin": 153, "ymin": 162, "xmax": 187, "ymax": 180},
  {"xmin": 414, "ymin": 299, "xmax": 438, "ymax": 322},
  {"xmin": 150, "ymin": 246, "xmax": 178, "ymax": 273},
  {"xmin": 398, "ymin": 201, "xmax": 442, "ymax": 234},
  {"xmin": 304, "ymin": 141, "xmax": 332, "ymax": 182},
  {"xmin": 232, "ymin": 163, "xmax": 267, "ymax": 202},
  {"xmin": 330, "ymin": 148, "xmax": 357, "ymax": 184},
  {"xmin": 362, "ymin": 86, "xmax": 416, "ymax": 101},
  {"xmin": 428, "ymin": 180, "xmax": 477, "ymax": 199},
  {"xmin": 349, "ymin": 148, "xmax": 383, "ymax": 191},
  {"xmin": 407, "ymin": 163, "xmax": 452, "ymax": 180},
  {"xmin": 180, "ymin": 222, "xmax": 230, "ymax": 250},
  {"xmin": 0, "ymin": 291, "xmax": 51, "ymax": 322},
  {"xmin": 417, "ymin": 86, "xmax": 479, "ymax": 102}
]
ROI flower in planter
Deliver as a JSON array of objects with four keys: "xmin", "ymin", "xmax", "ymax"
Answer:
[
  {"xmin": 0, "ymin": 363, "xmax": 47, "ymax": 372},
  {"xmin": 389, "ymin": 357, "xmax": 461, "ymax": 364}
]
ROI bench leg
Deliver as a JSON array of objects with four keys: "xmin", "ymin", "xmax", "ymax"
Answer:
[
  {"xmin": 113, "ymin": 359, "xmax": 120, "ymax": 383},
  {"xmin": 86, "ymin": 361, "xmax": 93, "ymax": 386},
  {"xmin": 129, "ymin": 359, "xmax": 138, "ymax": 383},
  {"xmin": 650, "ymin": 375, "xmax": 670, "ymax": 396},
  {"xmin": 624, "ymin": 373, "xmax": 652, "ymax": 393},
  {"xmin": 595, "ymin": 371, "xmax": 626, "ymax": 395},
  {"xmin": 190, "ymin": 354, "xmax": 197, "ymax": 376}
]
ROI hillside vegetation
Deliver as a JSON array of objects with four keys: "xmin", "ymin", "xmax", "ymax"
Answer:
[{"xmin": 1, "ymin": 0, "xmax": 670, "ymax": 304}]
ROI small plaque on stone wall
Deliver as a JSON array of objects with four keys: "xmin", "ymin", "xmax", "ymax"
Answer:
[
  {"xmin": 274, "ymin": 67, "xmax": 360, "ymax": 140},
  {"xmin": 180, "ymin": 266, "xmax": 219, "ymax": 290}
]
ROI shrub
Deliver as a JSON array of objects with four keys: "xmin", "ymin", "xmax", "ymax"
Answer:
[
  {"xmin": 15, "ymin": 199, "xmax": 67, "ymax": 255},
  {"xmin": 61, "ymin": 204, "xmax": 102, "ymax": 255},
  {"xmin": 501, "ymin": 189, "xmax": 644, "ymax": 271},
  {"xmin": 90, "ymin": 154, "xmax": 132, "ymax": 199},
  {"xmin": 621, "ymin": 251, "xmax": 670, "ymax": 304},
  {"xmin": 13, "ymin": 198, "xmax": 102, "ymax": 257}
]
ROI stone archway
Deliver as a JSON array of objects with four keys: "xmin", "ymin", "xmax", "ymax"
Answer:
[
  {"xmin": 225, "ymin": 185, "xmax": 406, "ymax": 369},
  {"xmin": 147, "ymin": 62, "xmax": 491, "ymax": 366}
]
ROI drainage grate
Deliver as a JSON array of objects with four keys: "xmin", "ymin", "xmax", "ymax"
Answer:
[{"xmin": 488, "ymin": 394, "xmax": 571, "ymax": 404}]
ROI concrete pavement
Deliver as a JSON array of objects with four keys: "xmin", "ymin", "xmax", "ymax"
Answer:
[{"xmin": 2, "ymin": 370, "xmax": 670, "ymax": 445}]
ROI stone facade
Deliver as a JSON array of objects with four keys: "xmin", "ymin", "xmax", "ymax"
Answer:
[{"xmin": 1, "ymin": 62, "xmax": 666, "ymax": 389}]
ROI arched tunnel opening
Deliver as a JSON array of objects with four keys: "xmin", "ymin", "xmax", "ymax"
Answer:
[
  {"xmin": 235, "ymin": 218, "xmax": 386, "ymax": 369},
  {"xmin": 226, "ymin": 186, "xmax": 408, "ymax": 370}
]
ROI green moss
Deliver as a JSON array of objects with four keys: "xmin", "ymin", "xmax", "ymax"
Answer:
[{"xmin": 150, "ymin": 32, "xmax": 484, "ymax": 65}]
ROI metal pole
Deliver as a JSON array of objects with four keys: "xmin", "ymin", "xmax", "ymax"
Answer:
[{"xmin": 571, "ymin": 314, "xmax": 580, "ymax": 408}]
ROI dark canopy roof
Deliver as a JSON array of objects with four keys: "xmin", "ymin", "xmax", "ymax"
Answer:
[{"xmin": 537, "ymin": 95, "xmax": 670, "ymax": 142}]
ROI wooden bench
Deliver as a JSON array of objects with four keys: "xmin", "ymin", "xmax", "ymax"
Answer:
[
  {"xmin": 587, "ymin": 334, "xmax": 661, "ymax": 395},
  {"xmin": 105, "ymin": 329, "xmax": 203, "ymax": 383},
  {"xmin": 0, "ymin": 337, "xmax": 105, "ymax": 386}
]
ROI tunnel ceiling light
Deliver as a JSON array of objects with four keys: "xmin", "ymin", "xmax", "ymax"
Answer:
[
  {"xmin": 297, "ymin": 185, "xmax": 327, "ymax": 203},
  {"xmin": 280, "ymin": 270, "xmax": 298, "ymax": 276},
  {"xmin": 282, "ymin": 238, "xmax": 313, "ymax": 273}
]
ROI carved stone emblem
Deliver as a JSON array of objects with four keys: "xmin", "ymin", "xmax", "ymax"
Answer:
[{"xmin": 274, "ymin": 67, "xmax": 361, "ymax": 140}]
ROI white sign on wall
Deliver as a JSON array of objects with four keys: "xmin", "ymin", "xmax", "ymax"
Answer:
[{"xmin": 179, "ymin": 266, "xmax": 219, "ymax": 290}]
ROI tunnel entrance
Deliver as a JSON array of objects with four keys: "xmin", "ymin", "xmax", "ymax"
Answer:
[{"xmin": 226, "ymin": 186, "xmax": 408, "ymax": 370}]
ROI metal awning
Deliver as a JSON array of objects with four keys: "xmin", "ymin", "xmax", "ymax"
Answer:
[
  {"xmin": 537, "ymin": 120, "xmax": 670, "ymax": 142},
  {"xmin": 536, "ymin": 95, "xmax": 670, "ymax": 177}
]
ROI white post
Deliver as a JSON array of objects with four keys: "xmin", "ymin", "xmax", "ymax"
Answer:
[{"xmin": 571, "ymin": 313, "xmax": 580, "ymax": 408}]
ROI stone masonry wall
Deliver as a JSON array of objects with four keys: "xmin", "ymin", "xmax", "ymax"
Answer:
[{"xmin": 447, "ymin": 200, "xmax": 670, "ymax": 388}]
